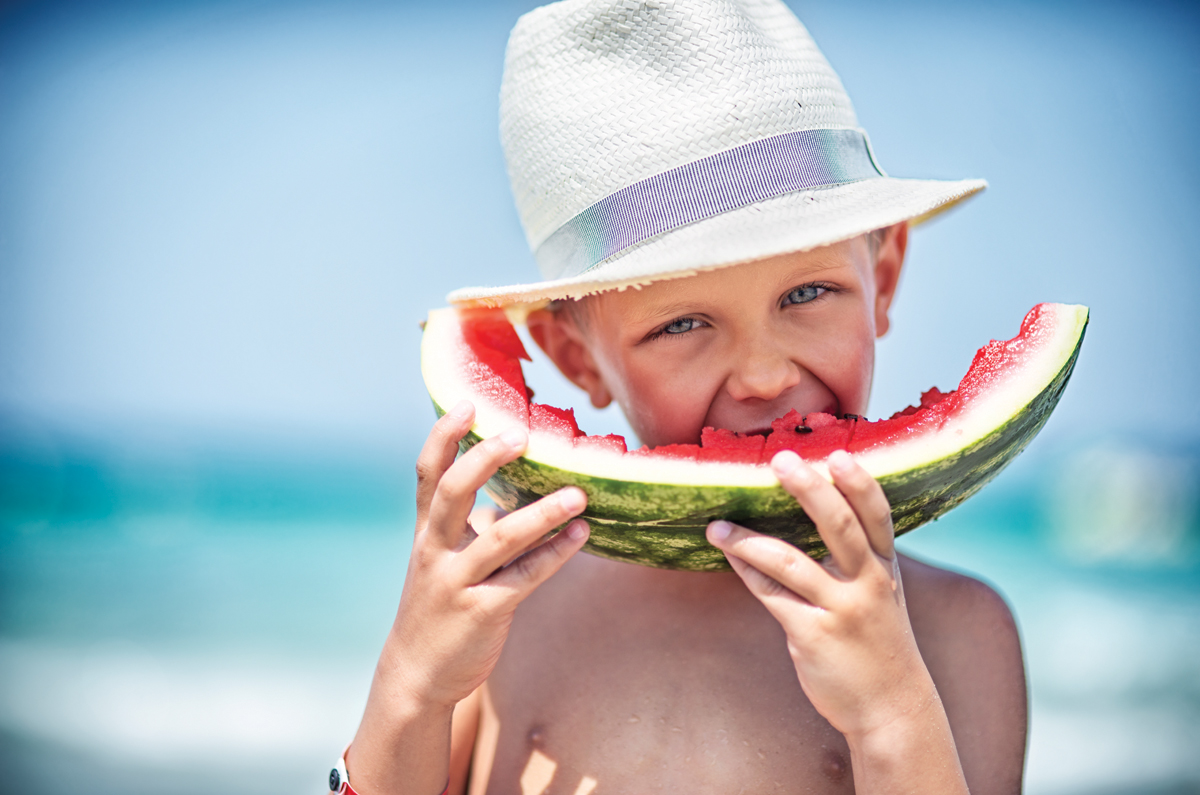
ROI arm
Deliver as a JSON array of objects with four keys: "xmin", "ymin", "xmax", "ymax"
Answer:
[
  {"xmin": 706, "ymin": 449, "xmax": 969, "ymax": 795},
  {"xmin": 903, "ymin": 557, "xmax": 1028, "ymax": 795},
  {"xmin": 346, "ymin": 401, "xmax": 591, "ymax": 795},
  {"xmin": 447, "ymin": 685, "xmax": 482, "ymax": 795}
]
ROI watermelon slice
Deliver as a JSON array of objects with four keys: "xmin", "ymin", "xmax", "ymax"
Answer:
[{"xmin": 421, "ymin": 303, "xmax": 1088, "ymax": 571}]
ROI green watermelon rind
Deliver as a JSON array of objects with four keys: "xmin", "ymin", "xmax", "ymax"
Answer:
[{"xmin": 435, "ymin": 328, "xmax": 1084, "ymax": 572}]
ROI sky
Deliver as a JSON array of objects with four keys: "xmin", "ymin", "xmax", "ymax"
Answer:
[{"xmin": 1, "ymin": 0, "xmax": 1198, "ymax": 457}]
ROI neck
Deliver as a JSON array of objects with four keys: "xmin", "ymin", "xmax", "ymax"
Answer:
[{"xmin": 574, "ymin": 550, "xmax": 748, "ymax": 601}]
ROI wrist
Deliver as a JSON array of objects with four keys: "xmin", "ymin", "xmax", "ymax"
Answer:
[
  {"xmin": 377, "ymin": 627, "xmax": 461, "ymax": 714},
  {"xmin": 844, "ymin": 684, "xmax": 968, "ymax": 794},
  {"xmin": 350, "ymin": 634, "xmax": 459, "ymax": 795},
  {"xmin": 839, "ymin": 657, "xmax": 939, "ymax": 744},
  {"xmin": 845, "ymin": 684, "xmax": 941, "ymax": 754},
  {"xmin": 348, "ymin": 704, "xmax": 454, "ymax": 795},
  {"xmin": 335, "ymin": 743, "xmax": 450, "ymax": 795}
]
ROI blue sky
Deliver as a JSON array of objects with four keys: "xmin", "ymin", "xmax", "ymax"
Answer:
[{"xmin": 1, "ymin": 0, "xmax": 1197, "ymax": 454}]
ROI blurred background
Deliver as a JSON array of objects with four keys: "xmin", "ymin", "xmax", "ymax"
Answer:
[{"xmin": 1, "ymin": 0, "xmax": 1197, "ymax": 792}]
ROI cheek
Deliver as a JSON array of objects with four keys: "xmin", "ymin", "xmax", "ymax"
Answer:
[
  {"xmin": 814, "ymin": 315, "xmax": 875, "ymax": 415},
  {"xmin": 600, "ymin": 346, "xmax": 722, "ymax": 446}
]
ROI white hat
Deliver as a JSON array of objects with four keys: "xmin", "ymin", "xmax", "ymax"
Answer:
[{"xmin": 448, "ymin": 0, "xmax": 985, "ymax": 308}]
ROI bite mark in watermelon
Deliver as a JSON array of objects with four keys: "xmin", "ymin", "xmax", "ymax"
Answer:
[
  {"xmin": 762, "ymin": 410, "xmax": 856, "ymax": 462},
  {"xmin": 530, "ymin": 403, "xmax": 585, "ymax": 439},
  {"xmin": 699, "ymin": 428, "xmax": 766, "ymax": 464},
  {"xmin": 421, "ymin": 303, "xmax": 1089, "ymax": 571}
]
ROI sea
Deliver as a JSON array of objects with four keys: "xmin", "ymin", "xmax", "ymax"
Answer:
[{"xmin": 1, "ymin": 427, "xmax": 1197, "ymax": 795}]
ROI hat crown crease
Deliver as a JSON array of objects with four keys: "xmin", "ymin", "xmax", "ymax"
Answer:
[{"xmin": 501, "ymin": 0, "xmax": 860, "ymax": 259}]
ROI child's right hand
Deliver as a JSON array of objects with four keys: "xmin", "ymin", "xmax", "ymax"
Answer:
[
  {"xmin": 349, "ymin": 400, "xmax": 588, "ymax": 793},
  {"xmin": 391, "ymin": 399, "xmax": 590, "ymax": 706}
]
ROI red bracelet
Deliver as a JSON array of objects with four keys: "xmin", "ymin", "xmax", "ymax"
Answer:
[{"xmin": 329, "ymin": 745, "xmax": 449, "ymax": 795}]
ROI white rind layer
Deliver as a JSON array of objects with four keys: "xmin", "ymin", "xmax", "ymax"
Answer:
[
  {"xmin": 422, "ymin": 304, "xmax": 1088, "ymax": 488},
  {"xmin": 854, "ymin": 303, "xmax": 1088, "ymax": 475}
]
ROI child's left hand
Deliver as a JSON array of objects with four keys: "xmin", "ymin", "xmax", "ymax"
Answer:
[{"xmin": 707, "ymin": 448, "xmax": 968, "ymax": 792}]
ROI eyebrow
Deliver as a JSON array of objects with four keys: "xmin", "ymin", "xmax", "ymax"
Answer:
[{"xmin": 626, "ymin": 300, "xmax": 705, "ymax": 326}]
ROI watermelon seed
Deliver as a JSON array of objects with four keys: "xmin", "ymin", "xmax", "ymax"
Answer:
[{"xmin": 795, "ymin": 425, "xmax": 813, "ymax": 434}]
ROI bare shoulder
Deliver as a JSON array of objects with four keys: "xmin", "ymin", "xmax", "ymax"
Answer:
[
  {"xmin": 898, "ymin": 553, "xmax": 1028, "ymax": 795},
  {"xmin": 899, "ymin": 553, "xmax": 1021, "ymax": 643}
]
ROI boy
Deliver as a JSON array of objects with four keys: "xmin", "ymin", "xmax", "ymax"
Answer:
[{"xmin": 340, "ymin": 1, "xmax": 1026, "ymax": 793}]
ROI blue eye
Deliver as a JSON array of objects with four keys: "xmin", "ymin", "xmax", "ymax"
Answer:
[
  {"xmin": 784, "ymin": 284, "xmax": 826, "ymax": 305},
  {"xmin": 664, "ymin": 317, "xmax": 701, "ymax": 334}
]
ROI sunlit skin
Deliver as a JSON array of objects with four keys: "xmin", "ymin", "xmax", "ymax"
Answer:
[
  {"xmin": 527, "ymin": 231, "xmax": 897, "ymax": 447},
  {"xmin": 347, "ymin": 225, "xmax": 1027, "ymax": 795}
]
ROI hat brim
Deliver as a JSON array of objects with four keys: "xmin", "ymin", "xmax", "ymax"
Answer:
[{"xmin": 447, "ymin": 176, "xmax": 986, "ymax": 309}]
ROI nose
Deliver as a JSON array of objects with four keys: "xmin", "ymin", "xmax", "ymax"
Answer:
[{"xmin": 724, "ymin": 340, "xmax": 802, "ymax": 402}]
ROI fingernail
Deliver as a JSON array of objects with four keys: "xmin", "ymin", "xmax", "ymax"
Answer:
[
  {"xmin": 771, "ymin": 450, "xmax": 801, "ymax": 476},
  {"xmin": 567, "ymin": 520, "xmax": 588, "ymax": 540},
  {"xmin": 449, "ymin": 400, "xmax": 473, "ymax": 420},
  {"xmin": 828, "ymin": 449, "xmax": 852, "ymax": 474},
  {"xmin": 559, "ymin": 488, "xmax": 586, "ymax": 512},
  {"xmin": 708, "ymin": 520, "xmax": 732, "ymax": 542},
  {"xmin": 500, "ymin": 428, "xmax": 527, "ymax": 449}
]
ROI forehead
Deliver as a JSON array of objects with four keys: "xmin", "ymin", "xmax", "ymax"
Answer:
[{"xmin": 591, "ymin": 237, "xmax": 869, "ymax": 325}]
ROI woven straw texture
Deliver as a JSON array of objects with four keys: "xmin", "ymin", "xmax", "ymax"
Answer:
[{"xmin": 449, "ymin": 0, "xmax": 985, "ymax": 307}]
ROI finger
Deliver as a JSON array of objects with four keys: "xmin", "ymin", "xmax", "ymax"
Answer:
[
  {"xmin": 458, "ymin": 488, "xmax": 587, "ymax": 583},
  {"xmin": 827, "ymin": 450, "xmax": 895, "ymax": 560},
  {"xmin": 485, "ymin": 519, "xmax": 590, "ymax": 599},
  {"xmin": 706, "ymin": 520, "xmax": 828, "ymax": 605},
  {"xmin": 771, "ymin": 451, "xmax": 871, "ymax": 577},
  {"xmin": 415, "ymin": 401, "xmax": 475, "ymax": 525},
  {"xmin": 724, "ymin": 552, "xmax": 821, "ymax": 619},
  {"xmin": 427, "ymin": 426, "xmax": 529, "ymax": 547}
]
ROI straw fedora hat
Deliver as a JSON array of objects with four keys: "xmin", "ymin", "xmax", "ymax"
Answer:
[{"xmin": 447, "ymin": 0, "xmax": 985, "ymax": 308}]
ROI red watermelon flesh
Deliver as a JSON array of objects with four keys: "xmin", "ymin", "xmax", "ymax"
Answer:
[
  {"xmin": 699, "ymin": 428, "xmax": 766, "ymax": 464},
  {"xmin": 454, "ymin": 304, "xmax": 1057, "ymax": 466},
  {"xmin": 530, "ymin": 402, "xmax": 629, "ymax": 453},
  {"xmin": 530, "ymin": 403, "xmax": 585, "ymax": 438},
  {"xmin": 454, "ymin": 308, "xmax": 532, "ymax": 426},
  {"xmin": 574, "ymin": 433, "xmax": 629, "ymax": 454},
  {"xmin": 762, "ymin": 409, "xmax": 855, "ymax": 461},
  {"xmin": 630, "ymin": 443, "xmax": 700, "ymax": 461}
]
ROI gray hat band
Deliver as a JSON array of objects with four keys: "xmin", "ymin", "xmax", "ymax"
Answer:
[{"xmin": 535, "ymin": 127, "xmax": 884, "ymax": 281}]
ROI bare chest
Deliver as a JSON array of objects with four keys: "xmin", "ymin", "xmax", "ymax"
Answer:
[{"xmin": 467, "ymin": 558, "xmax": 855, "ymax": 794}]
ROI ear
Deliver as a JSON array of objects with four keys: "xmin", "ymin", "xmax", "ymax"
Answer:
[
  {"xmin": 526, "ymin": 308, "xmax": 613, "ymax": 409},
  {"xmin": 872, "ymin": 222, "xmax": 908, "ymax": 338}
]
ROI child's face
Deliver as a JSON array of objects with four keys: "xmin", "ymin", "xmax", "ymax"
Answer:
[{"xmin": 529, "ymin": 225, "xmax": 906, "ymax": 447}]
